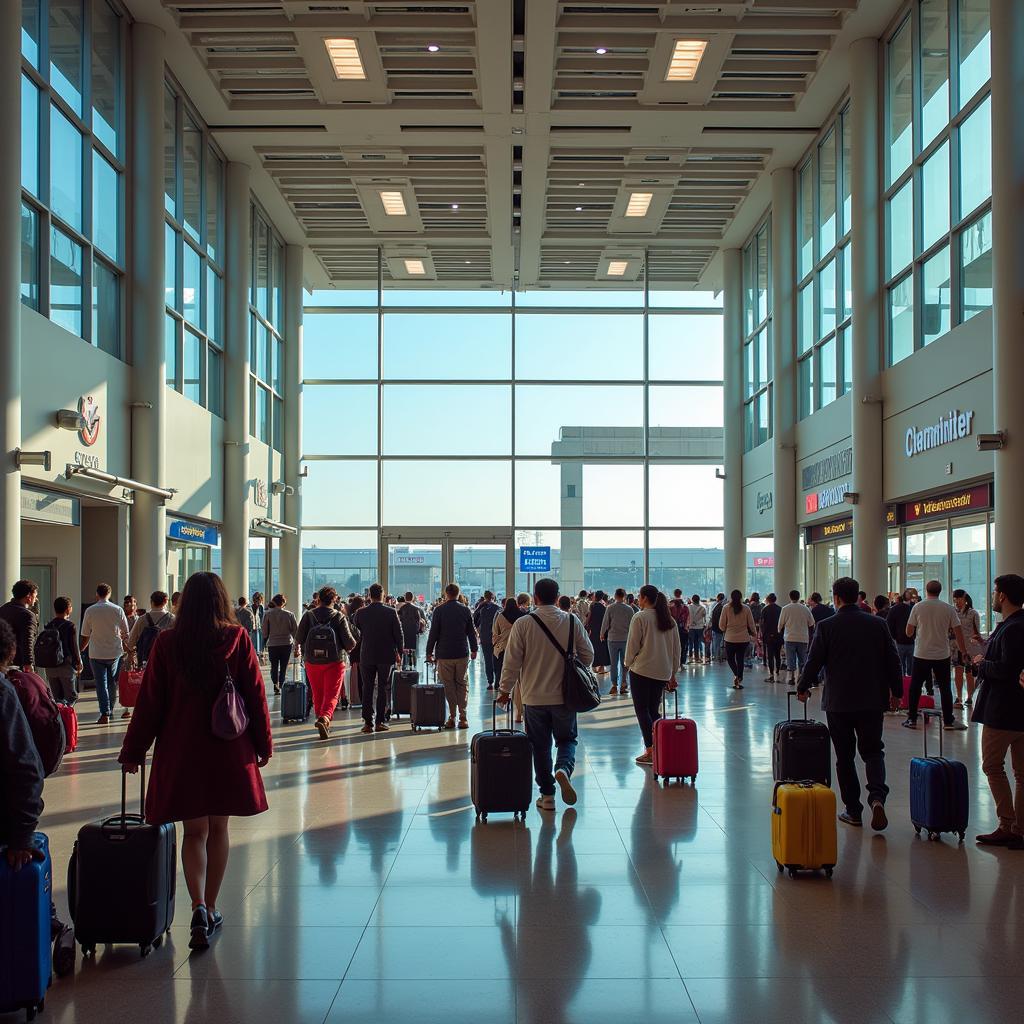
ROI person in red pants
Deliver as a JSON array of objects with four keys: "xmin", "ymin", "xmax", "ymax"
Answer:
[{"xmin": 296, "ymin": 587, "xmax": 356, "ymax": 740}]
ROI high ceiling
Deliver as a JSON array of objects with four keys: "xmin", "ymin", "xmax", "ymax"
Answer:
[{"xmin": 140, "ymin": 0, "xmax": 905, "ymax": 291}]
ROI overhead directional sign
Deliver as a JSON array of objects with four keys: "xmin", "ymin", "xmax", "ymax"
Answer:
[{"xmin": 519, "ymin": 546, "xmax": 551, "ymax": 573}]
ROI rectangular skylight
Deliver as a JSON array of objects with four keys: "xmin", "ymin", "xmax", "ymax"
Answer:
[
  {"xmin": 404, "ymin": 258, "xmax": 426, "ymax": 275},
  {"xmin": 324, "ymin": 38, "xmax": 366, "ymax": 80},
  {"xmin": 625, "ymin": 192, "xmax": 653, "ymax": 217},
  {"xmin": 379, "ymin": 191, "xmax": 408, "ymax": 216},
  {"xmin": 607, "ymin": 260, "xmax": 629, "ymax": 276},
  {"xmin": 665, "ymin": 39, "xmax": 708, "ymax": 82}
]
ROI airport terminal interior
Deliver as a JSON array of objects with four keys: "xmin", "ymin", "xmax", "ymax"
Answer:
[{"xmin": 3, "ymin": 0, "xmax": 1024, "ymax": 1021}]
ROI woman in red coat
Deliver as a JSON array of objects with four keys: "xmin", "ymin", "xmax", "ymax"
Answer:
[{"xmin": 119, "ymin": 572, "xmax": 272, "ymax": 951}]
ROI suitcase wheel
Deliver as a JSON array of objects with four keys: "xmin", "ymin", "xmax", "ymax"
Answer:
[
  {"xmin": 776, "ymin": 861, "xmax": 783, "ymax": 874},
  {"xmin": 824, "ymin": 866, "xmax": 834, "ymax": 879},
  {"xmin": 411, "ymin": 725, "xmax": 418, "ymax": 733},
  {"xmin": 914, "ymin": 825, "xmax": 922, "ymax": 835},
  {"xmin": 788, "ymin": 868, "xmax": 798, "ymax": 879},
  {"xmin": 662, "ymin": 777, "xmax": 669, "ymax": 788},
  {"xmin": 81, "ymin": 944, "xmax": 95, "ymax": 957},
  {"xmin": 958, "ymin": 831, "xmax": 966, "ymax": 843},
  {"xmin": 153, "ymin": 935, "xmax": 163, "ymax": 950},
  {"xmin": 928, "ymin": 831, "xmax": 939, "ymax": 842},
  {"xmin": 140, "ymin": 944, "xmax": 151, "ymax": 958}
]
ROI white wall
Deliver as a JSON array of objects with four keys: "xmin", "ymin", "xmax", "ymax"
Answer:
[{"xmin": 21, "ymin": 521, "xmax": 82, "ymax": 615}]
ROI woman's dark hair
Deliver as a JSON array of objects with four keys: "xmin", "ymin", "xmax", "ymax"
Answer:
[
  {"xmin": 0, "ymin": 619, "xmax": 16, "ymax": 667},
  {"xmin": 729, "ymin": 589, "xmax": 743, "ymax": 613},
  {"xmin": 691, "ymin": 594, "xmax": 701, "ymax": 603},
  {"xmin": 166, "ymin": 572, "xmax": 238, "ymax": 680},
  {"xmin": 952, "ymin": 588, "xmax": 973, "ymax": 609},
  {"xmin": 348, "ymin": 594, "xmax": 365, "ymax": 614},
  {"xmin": 558, "ymin": 595, "xmax": 572, "ymax": 611},
  {"xmin": 271, "ymin": 594, "xmax": 286, "ymax": 607},
  {"xmin": 640, "ymin": 585, "xmax": 673, "ymax": 632},
  {"xmin": 502, "ymin": 596, "xmax": 518, "ymax": 616}
]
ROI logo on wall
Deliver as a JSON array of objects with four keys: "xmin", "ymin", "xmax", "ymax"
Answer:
[
  {"xmin": 78, "ymin": 395, "xmax": 101, "ymax": 447},
  {"xmin": 253, "ymin": 479, "xmax": 268, "ymax": 508}
]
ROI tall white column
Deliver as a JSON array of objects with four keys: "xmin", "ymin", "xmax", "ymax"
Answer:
[
  {"xmin": 722, "ymin": 248, "xmax": 746, "ymax": 594},
  {"xmin": 222, "ymin": 162, "xmax": 251, "ymax": 598},
  {"xmin": 0, "ymin": 1, "xmax": 22, "ymax": 587},
  {"xmin": 128, "ymin": 23, "xmax": 167, "ymax": 598},
  {"xmin": 990, "ymin": 1, "xmax": 1024, "ymax": 573},
  {"xmin": 280, "ymin": 243, "xmax": 303, "ymax": 604},
  {"xmin": 849, "ymin": 37, "xmax": 886, "ymax": 597},
  {"xmin": 770, "ymin": 169, "xmax": 799, "ymax": 596}
]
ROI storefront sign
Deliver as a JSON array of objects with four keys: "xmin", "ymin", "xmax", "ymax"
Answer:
[
  {"xmin": 805, "ymin": 481, "xmax": 850, "ymax": 515},
  {"xmin": 901, "ymin": 483, "xmax": 992, "ymax": 524},
  {"xmin": 801, "ymin": 447, "xmax": 852, "ymax": 491},
  {"xmin": 78, "ymin": 395, "xmax": 101, "ymax": 447},
  {"xmin": 519, "ymin": 546, "xmax": 551, "ymax": 572},
  {"xmin": 805, "ymin": 517, "xmax": 853, "ymax": 544},
  {"xmin": 167, "ymin": 519, "xmax": 219, "ymax": 546},
  {"xmin": 753, "ymin": 556, "xmax": 774, "ymax": 568},
  {"xmin": 904, "ymin": 409, "xmax": 975, "ymax": 458},
  {"xmin": 20, "ymin": 486, "xmax": 80, "ymax": 527},
  {"xmin": 756, "ymin": 490, "xmax": 773, "ymax": 513},
  {"xmin": 395, "ymin": 555, "xmax": 425, "ymax": 565}
]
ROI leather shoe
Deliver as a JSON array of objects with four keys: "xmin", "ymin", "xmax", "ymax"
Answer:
[
  {"xmin": 870, "ymin": 801, "xmax": 888, "ymax": 831},
  {"xmin": 838, "ymin": 812, "xmax": 862, "ymax": 827},
  {"xmin": 976, "ymin": 828, "xmax": 1020, "ymax": 846}
]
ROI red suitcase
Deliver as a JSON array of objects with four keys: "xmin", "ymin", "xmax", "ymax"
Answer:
[
  {"xmin": 58, "ymin": 702, "xmax": 78, "ymax": 752},
  {"xmin": 900, "ymin": 674, "xmax": 935, "ymax": 711},
  {"xmin": 652, "ymin": 688, "xmax": 698, "ymax": 785},
  {"xmin": 118, "ymin": 669, "xmax": 144, "ymax": 709}
]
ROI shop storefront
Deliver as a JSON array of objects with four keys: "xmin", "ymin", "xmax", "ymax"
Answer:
[{"xmin": 167, "ymin": 519, "xmax": 219, "ymax": 595}]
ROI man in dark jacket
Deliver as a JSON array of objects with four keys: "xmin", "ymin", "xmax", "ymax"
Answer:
[
  {"xmin": 427, "ymin": 583, "xmax": 478, "ymax": 729},
  {"xmin": 760, "ymin": 593, "xmax": 783, "ymax": 682},
  {"xmin": 709, "ymin": 593, "xmax": 726, "ymax": 662},
  {"xmin": 397, "ymin": 592, "xmax": 426, "ymax": 665},
  {"xmin": 0, "ymin": 580, "xmax": 39, "ymax": 671},
  {"xmin": 797, "ymin": 576, "xmax": 902, "ymax": 831},
  {"xmin": 972, "ymin": 573, "xmax": 1024, "ymax": 848},
  {"xmin": 886, "ymin": 592, "xmax": 915, "ymax": 677},
  {"xmin": 355, "ymin": 583, "xmax": 404, "ymax": 733},
  {"xmin": 472, "ymin": 591, "xmax": 501, "ymax": 690}
]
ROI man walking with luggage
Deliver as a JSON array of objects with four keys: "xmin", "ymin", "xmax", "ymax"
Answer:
[
  {"xmin": 355, "ymin": 583, "xmax": 404, "ymax": 733},
  {"xmin": 600, "ymin": 589, "xmax": 635, "ymax": 696},
  {"xmin": 779, "ymin": 590, "xmax": 815, "ymax": 686},
  {"xmin": 426, "ymin": 583, "xmax": 478, "ymax": 729},
  {"xmin": 397, "ymin": 593, "xmax": 426, "ymax": 667},
  {"xmin": 497, "ymin": 578, "xmax": 594, "ymax": 812},
  {"xmin": 797, "ymin": 577, "xmax": 903, "ymax": 830},
  {"xmin": 472, "ymin": 591, "xmax": 501, "ymax": 690},
  {"xmin": 79, "ymin": 583, "xmax": 130, "ymax": 725}
]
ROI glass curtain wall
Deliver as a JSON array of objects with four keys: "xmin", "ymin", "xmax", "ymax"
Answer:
[
  {"xmin": 301, "ymin": 259, "xmax": 725, "ymax": 595},
  {"xmin": 742, "ymin": 217, "xmax": 772, "ymax": 451},
  {"xmin": 796, "ymin": 103, "xmax": 853, "ymax": 419},
  {"xmin": 21, "ymin": 0, "xmax": 126, "ymax": 355},
  {"xmin": 248, "ymin": 204, "xmax": 285, "ymax": 452},
  {"xmin": 884, "ymin": 0, "xmax": 992, "ymax": 366}
]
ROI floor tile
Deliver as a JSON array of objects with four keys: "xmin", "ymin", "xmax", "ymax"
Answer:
[
  {"xmin": 326, "ymin": 980, "xmax": 516, "ymax": 1024},
  {"xmin": 516, "ymin": 978, "xmax": 698, "ymax": 1024}
]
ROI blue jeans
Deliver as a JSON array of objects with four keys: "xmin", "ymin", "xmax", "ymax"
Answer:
[
  {"xmin": 607, "ymin": 640, "xmax": 628, "ymax": 687},
  {"xmin": 711, "ymin": 631, "xmax": 724, "ymax": 661},
  {"xmin": 688, "ymin": 629, "xmax": 704, "ymax": 662},
  {"xmin": 523, "ymin": 704, "xmax": 578, "ymax": 797},
  {"xmin": 91, "ymin": 657, "xmax": 121, "ymax": 716},
  {"xmin": 784, "ymin": 641, "xmax": 808, "ymax": 677},
  {"xmin": 897, "ymin": 644, "xmax": 914, "ymax": 678}
]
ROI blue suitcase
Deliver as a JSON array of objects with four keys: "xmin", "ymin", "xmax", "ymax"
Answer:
[
  {"xmin": 0, "ymin": 832, "xmax": 52, "ymax": 1021},
  {"xmin": 910, "ymin": 709, "xmax": 969, "ymax": 843}
]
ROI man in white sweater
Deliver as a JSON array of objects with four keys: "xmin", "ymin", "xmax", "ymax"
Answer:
[
  {"xmin": 498, "ymin": 578, "xmax": 594, "ymax": 811},
  {"xmin": 778, "ymin": 590, "xmax": 815, "ymax": 686}
]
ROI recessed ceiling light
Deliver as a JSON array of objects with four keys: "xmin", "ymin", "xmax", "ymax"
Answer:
[
  {"xmin": 379, "ymin": 190, "xmax": 407, "ymax": 216},
  {"xmin": 665, "ymin": 39, "xmax": 708, "ymax": 82},
  {"xmin": 465, "ymin": 260, "xmax": 471, "ymax": 264},
  {"xmin": 564, "ymin": 260, "xmax": 571, "ymax": 264},
  {"xmin": 451, "ymin": 203, "xmax": 459, "ymax": 209},
  {"xmin": 427, "ymin": 44, "xmax": 440, "ymax": 52},
  {"xmin": 404, "ymin": 258, "xmax": 425, "ymax": 275},
  {"xmin": 625, "ymin": 192, "xmax": 653, "ymax": 217},
  {"xmin": 511, "ymin": 127, "xmax": 524, "ymax": 135},
  {"xmin": 607, "ymin": 260, "xmax": 629, "ymax": 276},
  {"xmin": 324, "ymin": 38, "xmax": 366, "ymax": 80},
  {"xmin": 578, "ymin": 181, "xmax": 585, "ymax": 187},
  {"xmin": 575, "ymin": 206, "xmax": 583, "ymax": 211},
  {"xmin": 595, "ymin": 47, "xmax": 608, "ymax": 55}
]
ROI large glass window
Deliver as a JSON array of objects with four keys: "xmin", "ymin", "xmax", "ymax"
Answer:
[
  {"xmin": 742, "ymin": 218, "xmax": 771, "ymax": 451},
  {"xmin": 884, "ymin": 0, "xmax": 991, "ymax": 365},
  {"xmin": 249, "ymin": 205, "xmax": 285, "ymax": 447}
]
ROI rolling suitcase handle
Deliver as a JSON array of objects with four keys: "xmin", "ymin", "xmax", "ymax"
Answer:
[
  {"xmin": 105, "ymin": 758, "xmax": 146, "ymax": 833},
  {"xmin": 786, "ymin": 689, "xmax": 808, "ymax": 722},
  {"xmin": 491, "ymin": 697, "xmax": 514, "ymax": 734},
  {"xmin": 922, "ymin": 708, "xmax": 944, "ymax": 757},
  {"xmin": 661, "ymin": 685, "xmax": 680, "ymax": 719}
]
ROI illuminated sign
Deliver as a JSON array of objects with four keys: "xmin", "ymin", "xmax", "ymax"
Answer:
[
  {"xmin": 519, "ymin": 546, "xmax": 551, "ymax": 572},
  {"xmin": 905, "ymin": 409, "xmax": 975, "ymax": 458},
  {"xmin": 168, "ymin": 520, "xmax": 219, "ymax": 546},
  {"xmin": 753, "ymin": 556, "xmax": 774, "ymax": 568},
  {"xmin": 901, "ymin": 483, "xmax": 992, "ymax": 523},
  {"xmin": 805, "ymin": 518, "xmax": 853, "ymax": 544},
  {"xmin": 805, "ymin": 481, "xmax": 850, "ymax": 515},
  {"xmin": 395, "ymin": 555, "xmax": 425, "ymax": 565},
  {"xmin": 801, "ymin": 447, "xmax": 852, "ymax": 491}
]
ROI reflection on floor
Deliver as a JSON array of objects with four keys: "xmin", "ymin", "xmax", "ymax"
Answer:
[{"xmin": 10, "ymin": 657, "xmax": 1024, "ymax": 1024}]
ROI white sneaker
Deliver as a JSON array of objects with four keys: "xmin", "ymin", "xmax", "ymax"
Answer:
[
  {"xmin": 536, "ymin": 795, "xmax": 556, "ymax": 811},
  {"xmin": 554, "ymin": 768, "xmax": 577, "ymax": 806}
]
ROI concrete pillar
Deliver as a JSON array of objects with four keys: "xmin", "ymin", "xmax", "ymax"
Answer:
[
  {"xmin": 771, "ymin": 169, "xmax": 799, "ymax": 597},
  {"xmin": 0, "ymin": 1, "xmax": 22, "ymax": 587},
  {"xmin": 128, "ymin": 23, "xmax": 167, "ymax": 599},
  {"xmin": 849, "ymin": 37, "xmax": 886, "ymax": 597},
  {"xmin": 990, "ymin": 1, "xmax": 1024, "ymax": 573},
  {"xmin": 222, "ymin": 162, "xmax": 251, "ymax": 598},
  {"xmin": 722, "ymin": 248, "xmax": 746, "ymax": 594},
  {"xmin": 280, "ymin": 243, "xmax": 304, "ymax": 604}
]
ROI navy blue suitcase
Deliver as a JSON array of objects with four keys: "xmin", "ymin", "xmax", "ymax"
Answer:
[
  {"xmin": 0, "ymin": 833, "xmax": 52, "ymax": 1021},
  {"xmin": 410, "ymin": 661, "xmax": 446, "ymax": 732},
  {"xmin": 910, "ymin": 710, "xmax": 969, "ymax": 842}
]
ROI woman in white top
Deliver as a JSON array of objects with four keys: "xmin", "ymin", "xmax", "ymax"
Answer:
[
  {"xmin": 719, "ymin": 589, "xmax": 757, "ymax": 690},
  {"xmin": 951, "ymin": 589, "xmax": 983, "ymax": 710},
  {"xmin": 624, "ymin": 585, "xmax": 681, "ymax": 766}
]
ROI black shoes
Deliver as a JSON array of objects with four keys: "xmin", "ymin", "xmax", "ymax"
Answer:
[
  {"xmin": 207, "ymin": 909, "xmax": 224, "ymax": 935},
  {"xmin": 870, "ymin": 801, "xmax": 888, "ymax": 832},
  {"xmin": 189, "ymin": 905, "xmax": 210, "ymax": 950},
  {"xmin": 838, "ymin": 812, "xmax": 863, "ymax": 827}
]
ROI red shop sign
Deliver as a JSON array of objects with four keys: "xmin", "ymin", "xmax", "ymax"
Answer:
[{"xmin": 901, "ymin": 483, "xmax": 992, "ymax": 524}]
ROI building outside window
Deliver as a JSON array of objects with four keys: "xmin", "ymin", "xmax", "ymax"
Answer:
[
  {"xmin": 796, "ymin": 103, "xmax": 853, "ymax": 420},
  {"xmin": 249, "ymin": 205, "xmax": 285, "ymax": 451},
  {"xmin": 163, "ymin": 77, "xmax": 225, "ymax": 414},
  {"xmin": 20, "ymin": 0, "xmax": 126, "ymax": 357},
  {"xmin": 741, "ymin": 218, "xmax": 771, "ymax": 451},
  {"xmin": 884, "ymin": 0, "xmax": 991, "ymax": 366}
]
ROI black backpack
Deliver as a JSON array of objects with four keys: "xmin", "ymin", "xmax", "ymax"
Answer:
[
  {"xmin": 135, "ymin": 612, "xmax": 164, "ymax": 666},
  {"xmin": 34, "ymin": 623, "xmax": 66, "ymax": 669},
  {"xmin": 304, "ymin": 609, "xmax": 341, "ymax": 665}
]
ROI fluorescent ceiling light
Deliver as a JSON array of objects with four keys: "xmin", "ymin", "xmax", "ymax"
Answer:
[
  {"xmin": 625, "ymin": 192, "xmax": 653, "ymax": 217},
  {"xmin": 666, "ymin": 39, "xmax": 708, "ymax": 82},
  {"xmin": 427, "ymin": 44, "xmax": 440, "ymax": 52},
  {"xmin": 379, "ymin": 191, "xmax": 407, "ymax": 216},
  {"xmin": 324, "ymin": 38, "xmax": 366, "ymax": 80},
  {"xmin": 607, "ymin": 260, "xmax": 629, "ymax": 276},
  {"xmin": 404, "ymin": 259, "xmax": 426, "ymax": 275},
  {"xmin": 595, "ymin": 47, "xmax": 608, "ymax": 55}
]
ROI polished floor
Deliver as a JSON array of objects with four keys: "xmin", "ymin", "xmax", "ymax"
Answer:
[{"xmin": 9, "ymin": 655, "xmax": 1024, "ymax": 1024}]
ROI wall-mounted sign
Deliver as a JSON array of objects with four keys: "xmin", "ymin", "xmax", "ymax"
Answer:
[
  {"xmin": 805, "ymin": 481, "xmax": 850, "ymax": 515},
  {"xmin": 753, "ymin": 556, "xmax": 775, "ymax": 568},
  {"xmin": 901, "ymin": 483, "xmax": 992, "ymax": 524},
  {"xmin": 805, "ymin": 517, "xmax": 853, "ymax": 544},
  {"xmin": 756, "ymin": 490, "xmax": 773, "ymax": 513},
  {"xmin": 21, "ymin": 486, "xmax": 80, "ymax": 527},
  {"xmin": 394, "ymin": 555, "xmax": 425, "ymax": 565},
  {"xmin": 73, "ymin": 450, "xmax": 101, "ymax": 471},
  {"xmin": 168, "ymin": 519, "xmax": 219, "ymax": 546},
  {"xmin": 801, "ymin": 447, "xmax": 852, "ymax": 491},
  {"xmin": 904, "ymin": 409, "xmax": 975, "ymax": 458},
  {"xmin": 78, "ymin": 395, "xmax": 101, "ymax": 447},
  {"xmin": 519, "ymin": 546, "xmax": 551, "ymax": 572},
  {"xmin": 253, "ymin": 479, "xmax": 268, "ymax": 508}
]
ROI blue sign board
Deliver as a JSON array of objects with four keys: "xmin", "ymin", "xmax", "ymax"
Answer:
[
  {"xmin": 519, "ymin": 546, "xmax": 551, "ymax": 573},
  {"xmin": 168, "ymin": 519, "xmax": 219, "ymax": 547}
]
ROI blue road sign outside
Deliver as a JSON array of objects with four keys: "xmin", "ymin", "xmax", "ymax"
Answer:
[{"xmin": 519, "ymin": 546, "xmax": 551, "ymax": 573}]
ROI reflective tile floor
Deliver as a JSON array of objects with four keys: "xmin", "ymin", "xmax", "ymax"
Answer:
[{"xmin": 9, "ymin": 657, "xmax": 1024, "ymax": 1024}]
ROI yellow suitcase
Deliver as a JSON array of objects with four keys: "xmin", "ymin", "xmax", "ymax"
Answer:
[{"xmin": 772, "ymin": 781, "xmax": 837, "ymax": 878}]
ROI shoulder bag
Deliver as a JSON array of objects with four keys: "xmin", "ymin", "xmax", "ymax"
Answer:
[
  {"xmin": 531, "ymin": 612, "xmax": 602, "ymax": 713},
  {"xmin": 212, "ymin": 647, "xmax": 250, "ymax": 740}
]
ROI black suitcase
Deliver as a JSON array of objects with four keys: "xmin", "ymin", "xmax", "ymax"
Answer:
[
  {"xmin": 773, "ymin": 690, "xmax": 832, "ymax": 785},
  {"xmin": 410, "ymin": 662, "xmax": 447, "ymax": 732},
  {"xmin": 391, "ymin": 655, "xmax": 419, "ymax": 719},
  {"xmin": 68, "ymin": 761, "xmax": 176, "ymax": 958},
  {"xmin": 281, "ymin": 660, "xmax": 312, "ymax": 723},
  {"xmin": 470, "ymin": 702, "xmax": 533, "ymax": 822}
]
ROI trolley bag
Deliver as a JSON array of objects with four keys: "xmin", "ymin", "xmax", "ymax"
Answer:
[
  {"xmin": 772, "ymin": 781, "xmax": 837, "ymax": 878},
  {"xmin": 410, "ymin": 661, "xmax": 446, "ymax": 732},
  {"xmin": 0, "ymin": 832, "xmax": 52, "ymax": 1022},
  {"xmin": 900, "ymin": 674, "xmax": 936, "ymax": 711},
  {"xmin": 281, "ymin": 659, "xmax": 311, "ymax": 723},
  {"xmin": 58, "ymin": 702, "xmax": 78, "ymax": 753},
  {"xmin": 910, "ymin": 709, "xmax": 969, "ymax": 843},
  {"xmin": 68, "ymin": 760, "xmax": 176, "ymax": 958},
  {"xmin": 651, "ymin": 688, "xmax": 698, "ymax": 785},
  {"xmin": 391, "ymin": 653, "xmax": 419, "ymax": 719},
  {"xmin": 118, "ymin": 668, "xmax": 144, "ymax": 709},
  {"xmin": 772, "ymin": 690, "xmax": 832, "ymax": 786},
  {"xmin": 470, "ymin": 701, "xmax": 533, "ymax": 822}
]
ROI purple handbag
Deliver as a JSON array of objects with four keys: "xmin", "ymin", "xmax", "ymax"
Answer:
[{"xmin": 212, "ymin": 669, "xmax": 249, "ymax": 740}]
